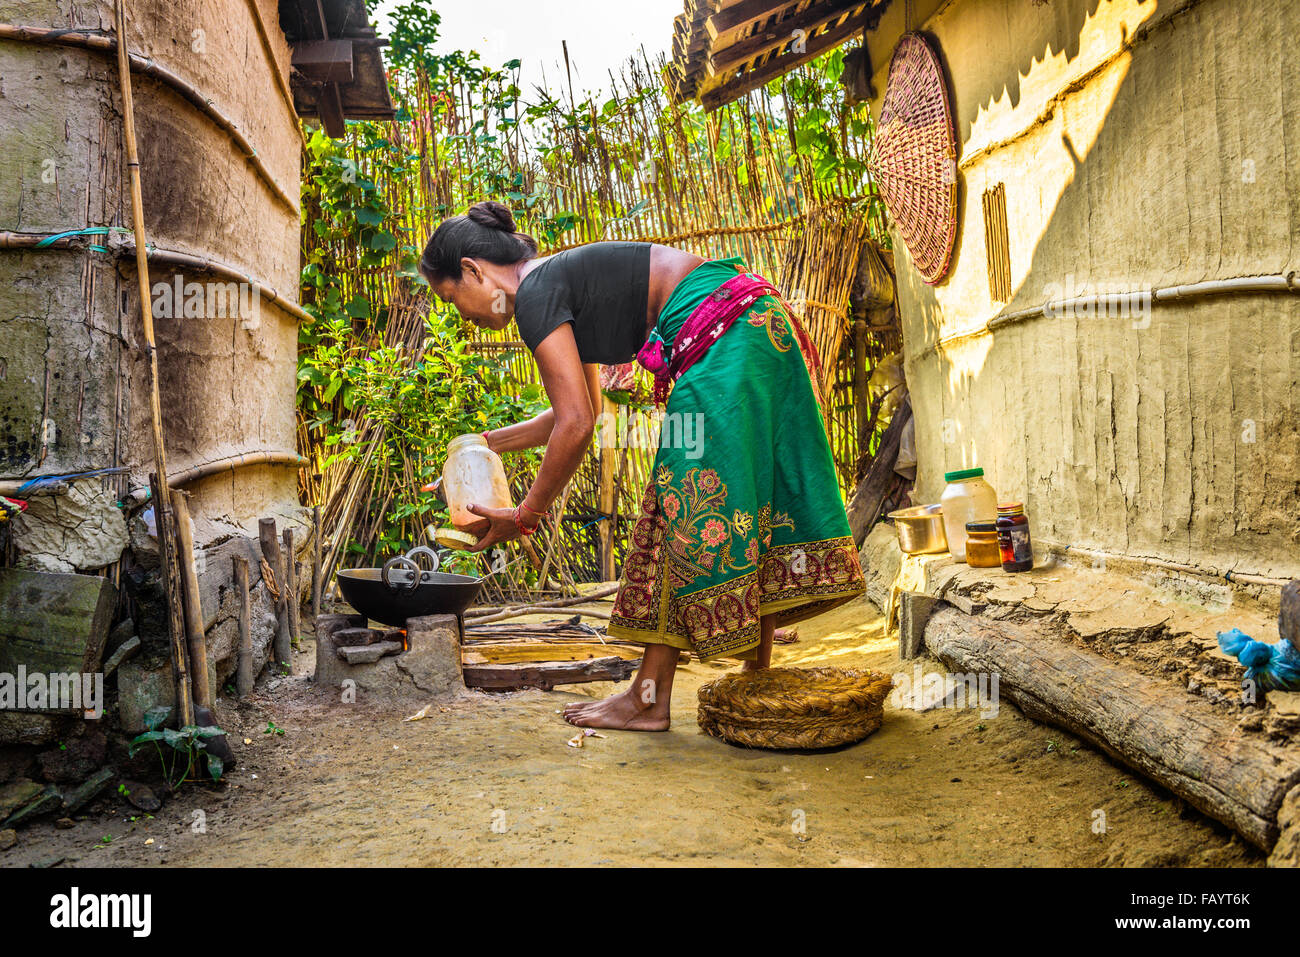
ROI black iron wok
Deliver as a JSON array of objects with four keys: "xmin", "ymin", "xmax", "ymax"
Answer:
[{"xmin": 336, "ymin": 548, "xmax": 484, "ymax": 627}]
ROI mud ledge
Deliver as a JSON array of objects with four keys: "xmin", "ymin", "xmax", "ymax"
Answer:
[{"xmin": 859, "ymin": 524, "xmax": 1300, "ymax": 863}]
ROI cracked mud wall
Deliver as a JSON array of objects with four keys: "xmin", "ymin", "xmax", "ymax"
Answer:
[
  {"xmin": 866, "ymin": 0, "xmax": 1300, "ymax": 579},
  {"xmin": 0, "ymin": 0, "xmax": 302, "ymax": 553}
]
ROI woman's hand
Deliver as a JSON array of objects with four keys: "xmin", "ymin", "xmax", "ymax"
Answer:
[{"xmin": 465, "ymin": 503, "xmax": 523, "ymax": 553}]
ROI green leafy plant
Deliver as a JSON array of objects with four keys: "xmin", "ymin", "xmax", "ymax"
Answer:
[
  {"xmin": 264, "ymin": 721, "xmax": 285, "ymax": 737},
  {"xmin": 128, "ymin": 706, "xmax": 226, "ymax": 790}
]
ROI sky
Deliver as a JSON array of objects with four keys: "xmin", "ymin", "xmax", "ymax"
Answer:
[{"xmin": 370, "ymin": 0, "xmax": 685, "ymax": 99}]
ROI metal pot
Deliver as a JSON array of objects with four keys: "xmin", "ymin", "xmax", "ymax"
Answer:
[
  {"xmin": 336, "ymin": 547, "xmax": 484, "ymax": 627},
  {"xmin": 887, "ymin": 504, "xmax": 948, "ymax": 555}
]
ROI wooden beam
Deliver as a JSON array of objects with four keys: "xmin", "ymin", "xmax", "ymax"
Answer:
[
  {"xmin": 708, "ymin": 0, "xmax": 865, "ymax": 76},
  {"xmin": 318, "ymin": 82, "xmax": 346, "ymax": 138},
  {"xmin": 701, "ymin": 6, "xmax": 872, "ymax": 109},
  {"xmin": 291, "ymin": 39, "xmax": 355, "ymax": 83},
  {"xmin": 705, "ymin": 0, "xmax": 803, "ymax": 47}
]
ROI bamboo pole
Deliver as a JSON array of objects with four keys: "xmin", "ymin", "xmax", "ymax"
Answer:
[
  {"xmin": 151, "ymin": 475, "xmax": 193, "ymax": 728},
  {"xmin": 117, "ymin": 0, "xmax": 193, "ymax": 728},
  {"xmin": 171, "ymin": 490, "xmax": 211, "ymax": 709}
]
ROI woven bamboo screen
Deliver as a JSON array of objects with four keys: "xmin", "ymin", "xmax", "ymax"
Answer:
[{"xmin": 866, "ymin": 33, "xmax": 958, "ymax": 284}]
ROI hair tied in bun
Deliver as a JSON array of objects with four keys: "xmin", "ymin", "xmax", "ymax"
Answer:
[
  {"xmin": 468, "ymin": 200, "xmax": 516, "ymax": 232},
  {"xmin": 420, "ymin": 200, "xmax": 538, "ymax": 283}
]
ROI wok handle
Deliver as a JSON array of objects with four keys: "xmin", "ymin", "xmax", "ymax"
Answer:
[
  {"xmin": 381, "ymin": 555, "xmax": 420, "ymax": 593},
  {"xmin": 404, "ymin": 545, "xmax": 441, "ymax": 578}
]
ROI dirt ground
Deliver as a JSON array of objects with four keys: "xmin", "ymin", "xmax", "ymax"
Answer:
[{"xmin": 0, "ymin": 596, "xmax": 1263, "ymax": 867}]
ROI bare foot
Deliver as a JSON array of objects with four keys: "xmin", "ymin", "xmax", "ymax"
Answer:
[{"xmin": 562, "ymin": 687, "xmax": 670, "ymax": 731}]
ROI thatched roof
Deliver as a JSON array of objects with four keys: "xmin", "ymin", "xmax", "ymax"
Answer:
[
  {"xmin": 668, "ymin": 0, "xmax": 888, "ymax": 110},
  {"xmin": 279, "ymin": 0, "xmax": 395, "ymax": 136}
]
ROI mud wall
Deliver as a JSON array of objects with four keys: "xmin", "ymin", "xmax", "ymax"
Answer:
[
  {"xmin": 0, "ymin": 0, "xmax": 307, "ymax": 702},
  {"xmin": 0, "ymin": 0, "xmax": 303, "ymax": 551},
  {"xmin": 865, "ymin": 0, "xmax": 1300, "ymax": 580}
]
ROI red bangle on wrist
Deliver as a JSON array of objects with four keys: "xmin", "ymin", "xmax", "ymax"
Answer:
[
  {"xmin": 518, "ymin": 499, "xmax": 544, "ymax": 518},
  {"xmin": 513, "ymin": 505, "xmax": 538, "ymax": 535}
]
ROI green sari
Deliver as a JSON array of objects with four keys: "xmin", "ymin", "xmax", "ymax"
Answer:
[{"xmin": 607, "ymin": 257, "xmax": 866, "ymax": 661}]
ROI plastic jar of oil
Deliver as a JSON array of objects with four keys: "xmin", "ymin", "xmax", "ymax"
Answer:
[
  {"xmin": 964, "ymin": 521, "xmax": 1002, "ymax": 568},
  {"xmin": 940, "ymin": 467, "xmax": 998, "ymax": 562},
  {"xmin": 441, "ymin": 433, "xmax": 512, "ymax": 530}
]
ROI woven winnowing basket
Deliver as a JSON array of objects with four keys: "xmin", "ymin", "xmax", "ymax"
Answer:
[
  {"xmin": 697, "ymin": 667, "xmax": 894, "ymax": 750},
  {"xmin": 867, "ymin": 32, "xmax": 958, "ymax": 284}
]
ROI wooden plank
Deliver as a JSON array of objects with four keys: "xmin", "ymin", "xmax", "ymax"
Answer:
[
  {"xmin": 705, "ymin": 0, "xmax": 803, "ymax": 47},
  {"xmin": 925, "ymin": 606, "xmax": 1300, "ymax": 850},
  {"xmin": 701, "ymin": 6, "xmax": 873, "ymax": 109},
  {"xmin": 291, "ymin": 39, "xmax": 355, "ymax": 83},
  {"xmin": 463, "ymin": 657, "xmax": 639, "ymax": 692},
  {"xmin": 708, "ymin": 0, "xmax": 864, "ymax": 76},
  {"xmin": 462, "ymin": 641, "xmax": 643, "ymax": 665},
  {"xmin": 0, "ymin": 568, "xmax": 116, "ymax": 681}
]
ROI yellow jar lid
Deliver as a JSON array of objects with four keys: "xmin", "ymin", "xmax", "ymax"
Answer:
[{"xmin": 432, "ymin": 526, "xmax": 478, "ymax": 549}]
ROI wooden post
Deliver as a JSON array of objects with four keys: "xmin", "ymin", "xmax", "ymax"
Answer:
[
  {"xmin": 233, "ymin": 555, "xmax": 253, "ymax": 698},
  {"xmin": 150, "ymin": 474, "xmax": 193, "ymax": 727},
  {"xmin": 311, "ymin": 504, "xmax": 322, "ymax": 621},
  {"xmin": 597, "ymin": 394, "xmax": 618, "ymax": 582},
  {"xmin": 853, "ymin": 317, "xmax": 868, "ymax": 449},
  {"xmin": 282, "ymin": 526, "xmax": 300, "ymax": 647},
  {"xmin": 171, "ymin": 490, "xmax": 211, "ymax": 709},
  {"xmin": 259, "ymin": 518, "xmax": 291, "ymax": 672}
]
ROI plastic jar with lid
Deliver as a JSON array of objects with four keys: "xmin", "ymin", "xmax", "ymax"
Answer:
[
  {"xmin": 964, "ymin": 521, "xmax": 1002, "ymax": 568},
  {"xmin": 939, "ymin": 467, "xmax": 998, "ymax": 562},
  {"xmin": 441, "ymin": 433, "xmax": 513, "ymax": 530}
]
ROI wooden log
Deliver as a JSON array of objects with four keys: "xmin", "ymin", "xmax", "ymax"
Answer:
[
  {"xmin": 151, "ymin": 474, "xmax": 194, "ymax": 727},
  {"xmin": 924, "ymin": 606, "xmax": 1300, "ymax": 850},
  {"xmin": 463, "ymin": 656, "xmax": 639, "ymax": 692},
  {"xmin": 233, "ymin": 556, "xmax": 253, "ymax": 698},
  {"xmin": 259, "ymin": 518, "xmax": 291, "ymax": 672},
  {"xmin": 283, "ymin": 527, "xmax": 300, "ymax": 646},
  {"xmin": 337, "ymin": 641, "xmax": 403, "ymax": 664},
  {"xmin": 170, "ymin": 491, "xmax": 211, "ymax": 709}
]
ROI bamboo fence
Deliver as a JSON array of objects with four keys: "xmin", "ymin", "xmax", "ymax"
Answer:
[{"xmin": 299, "ymin": 48, "xmax": 895, "ymax": 599}]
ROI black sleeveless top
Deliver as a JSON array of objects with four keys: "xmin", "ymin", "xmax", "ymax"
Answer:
[{"xmin": 513, "ymin": 242, "xmax": 652, "ymax": 364}]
